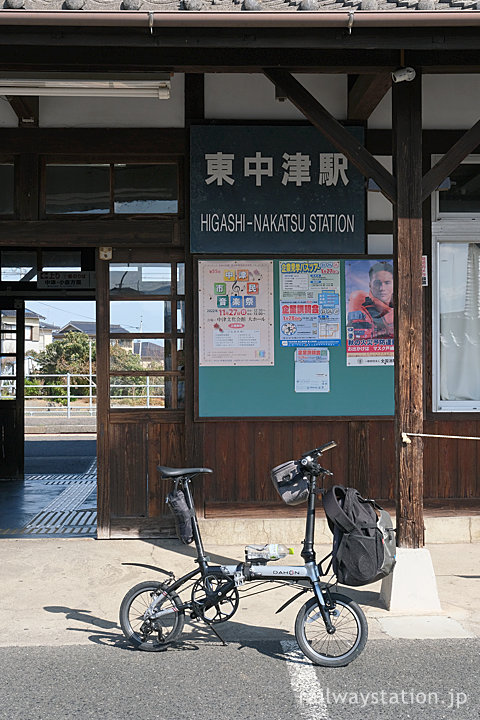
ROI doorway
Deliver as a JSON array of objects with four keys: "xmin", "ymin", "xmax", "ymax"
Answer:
[{"xmin": 0, "ymin": 249, "xmax": 98, "ymax": 536}]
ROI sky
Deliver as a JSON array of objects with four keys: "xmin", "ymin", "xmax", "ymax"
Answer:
[{"xmin": 25, "ymin": 299, "xmax": 171, "ymax": 334}]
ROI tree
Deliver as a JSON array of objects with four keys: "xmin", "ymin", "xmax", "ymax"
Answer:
[{"xmin": 29, "ymin": 331, "xmax": 96, "ymax": 402}]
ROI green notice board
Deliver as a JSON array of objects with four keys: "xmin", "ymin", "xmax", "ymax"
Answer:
[{"xmin": 198, "ymin": 260, "xmax": 394, "ymax": 417}]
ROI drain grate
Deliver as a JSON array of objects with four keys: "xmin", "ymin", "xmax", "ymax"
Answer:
[
  {"xmin": 22, "ymin": 509, "xmax": 97, "ymax": 536},
  {"xmin": 26, "ymin": 473, "xmax": 97, "ymax": 484}
]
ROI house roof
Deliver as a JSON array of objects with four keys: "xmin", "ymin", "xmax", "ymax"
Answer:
[
  {"xmin": 0, "ymin": 5, "xmax": 479, "ymax": 18},
  {"xmin": 55, "ymin": 321, "xmax": 130, "ymax": 335},
  {"xmin": 2, "ymin": 309, "xmax": 44, "ymax": 319}
]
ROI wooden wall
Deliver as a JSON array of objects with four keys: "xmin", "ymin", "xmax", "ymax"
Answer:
[
  {"xmin": 108, "ymin": 417, "xmax": 185, "ymax": 537},
  {"xmin": 192, "ymin": 418, "xmax": 480, "ymax": 518}
]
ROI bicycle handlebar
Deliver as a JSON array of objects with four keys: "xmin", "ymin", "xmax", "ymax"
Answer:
[{"xmin": 301, "ymin": 440, "xmax": 337, "ymax": 459}]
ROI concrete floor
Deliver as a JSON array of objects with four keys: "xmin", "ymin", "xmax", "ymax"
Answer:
[{"xmin": 0, "ymin": 436, "xmax": 97, "ymax": 537}]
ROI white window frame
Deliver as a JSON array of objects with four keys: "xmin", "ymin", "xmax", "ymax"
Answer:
[
  {"xmin": 432, "ymin": 220, "xmax": 480, "ymax": 412},
  {"xmin": 432, "ymin": 154, "xmax": 480, "ymax": 221}
]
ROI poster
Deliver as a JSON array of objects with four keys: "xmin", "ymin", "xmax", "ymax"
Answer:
[
  {"xmin": 345, "ymin": 259, "xmax": 394, "ymax": 366},
  {"xmin": 198, "ymin": 260, "xmax": 274, "ymax": 366},
  {"xmin": 294, "ymin": 348, "xmax": 330, "ymax": 393},
  {"xmin": 279, "ymin": 260, "xmax": 341, "ymax": 347}
]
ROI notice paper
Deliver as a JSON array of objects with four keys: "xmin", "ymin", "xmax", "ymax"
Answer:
[{"xmin": 294, "ymin": 348, "xmax": 330, "ymax": 393}]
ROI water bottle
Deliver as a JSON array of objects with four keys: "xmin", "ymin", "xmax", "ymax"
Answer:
[{"xmin": 245, "ymin": 543, "xmax": 294, "ymax": 562}]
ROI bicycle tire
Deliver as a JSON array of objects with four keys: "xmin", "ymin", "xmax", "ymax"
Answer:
[
  {"xmin": 120, "ymin": 581, "xmax": 185, "ymax": 651},
  {"xmin": 294, "ymin": 592, "xmax": 368, "ymax": 667}
]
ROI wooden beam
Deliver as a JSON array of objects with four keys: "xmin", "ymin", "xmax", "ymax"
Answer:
[
  {"xmin": 185, "ymin": 73, "xmax": 205, "ymax": 121},
  {"xmin": 6, "ymin": 96, "xmax": 38, "ymax": 128},
  {"xmin": 422, "ymin": 117, "xmax": 480, "ymax": 201},
  {"xmin": 263, "ymin": 68, "xmax": 396, "ymax": 202},
  {"xmin": 348, "ymin": 73, "xmax": 391, "ymax": 122},
  {"xmin": 392, "ymin": 71, "xmax": 424, "ymax": 549}
]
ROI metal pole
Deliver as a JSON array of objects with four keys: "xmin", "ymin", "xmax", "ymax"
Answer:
[
  {"xmin": 89, "ymin": 340, "xmax": 93, "ymax": 416},
  {"xmin": 67, "ymin": 372, "xmax": 71, "ymax": 418}
]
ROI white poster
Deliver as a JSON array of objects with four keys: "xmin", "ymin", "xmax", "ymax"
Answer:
[
  {"xmin": 198, "ymin": 260, "xmax": 274, "ymax": 366},
  {"xmin": 294, "ymin": 348, "xmax": 330, "ymax": 393}
]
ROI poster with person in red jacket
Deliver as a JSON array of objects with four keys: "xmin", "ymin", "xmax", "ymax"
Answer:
[{"xmin": 345, "ymin": 259, "xmax": 394, "ymax": 366}]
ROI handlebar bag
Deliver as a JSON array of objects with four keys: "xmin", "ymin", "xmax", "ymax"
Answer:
[{"xmin": 271, "ymin": 460, "xmax": 309, "ymax": 505}]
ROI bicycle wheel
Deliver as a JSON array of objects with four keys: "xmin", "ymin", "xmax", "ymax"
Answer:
[
  {"xmin": 294, "ymin": 593, "xmax": 368, "ymax": 667},
  {"xmin": 120, "ymin": 581, "xmax": 185, "ymax": 652}
]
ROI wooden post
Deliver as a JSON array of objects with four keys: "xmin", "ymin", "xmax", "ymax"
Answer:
[{"xmin": 392, "ymin": 70, "xmax": 424, "ymax": 548}]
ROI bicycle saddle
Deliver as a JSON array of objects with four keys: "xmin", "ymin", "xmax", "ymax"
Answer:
[{"xmin": 157, "ymin": 465, "xmax": 213, "ymax": 478}]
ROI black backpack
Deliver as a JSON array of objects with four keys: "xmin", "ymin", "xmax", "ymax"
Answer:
[{"xmin": 322, "ymin": 485, "xmax": 396, "ymax": 587}]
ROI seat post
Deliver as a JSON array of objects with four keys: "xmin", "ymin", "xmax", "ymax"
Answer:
[{"xmin": 182, "ymin": 477, "xmax": 209, "ymax": 573}]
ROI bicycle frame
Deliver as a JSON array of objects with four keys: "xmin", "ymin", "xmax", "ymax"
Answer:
[
  {"xmin": 120, "ymin": 442, "xmax": 369, "ymax": 665},
  {"xmin": 176, "ymin": 467, "xmax": 335, "ymax": 632}
]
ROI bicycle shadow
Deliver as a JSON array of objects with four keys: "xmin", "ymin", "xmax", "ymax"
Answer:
[
  {"xmin": 42, "ymin": 604, "xmax": 312, "ymax": 663},
  {"xmin": 129, "ymin": 538, "xmax": 243, "ymax": 567}
]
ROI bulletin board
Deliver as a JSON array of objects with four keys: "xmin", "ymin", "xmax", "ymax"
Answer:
[{"xmin": 198, "ymin": 259, "xmax": 394, "ymax": 418}]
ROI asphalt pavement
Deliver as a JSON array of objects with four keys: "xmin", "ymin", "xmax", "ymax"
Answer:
[{"xmin": 0, "ymin": 639, "xmax": 478, "ymax": 720}]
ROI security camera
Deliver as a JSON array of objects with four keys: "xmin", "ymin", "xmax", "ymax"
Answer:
[{"xmin": 391, "ymin": 67, "xmax": 416, "ymax": 83}]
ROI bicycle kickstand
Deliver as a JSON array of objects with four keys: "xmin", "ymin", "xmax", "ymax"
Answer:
[{"xmin": 202, "ymin": 618, "xmax": 228, "ymax": 647}]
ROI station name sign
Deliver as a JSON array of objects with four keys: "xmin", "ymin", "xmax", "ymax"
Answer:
[{"xmin": 190, "ymin": 125, "xmax": 365, "ymax": 255}]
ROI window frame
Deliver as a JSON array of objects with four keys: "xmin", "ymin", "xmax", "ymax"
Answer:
[
  {"xmin": 41, "ymin": 156, "xmax": 181, "ymax": 220},
  {"xmin": 432, "ymin": 154, "xmax": 480, "ymax": 222},
  {"xmin": 432, "ymin": 219, "xmax": 480, "ymax": 412},
  {"xmin": 108, "ymin": 259, "xmax": 186, "ymax": 412}
]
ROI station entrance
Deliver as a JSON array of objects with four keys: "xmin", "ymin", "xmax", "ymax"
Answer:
[{"xmin": 0, "ymin": 245, "xmax": 185, "ymax": 538}]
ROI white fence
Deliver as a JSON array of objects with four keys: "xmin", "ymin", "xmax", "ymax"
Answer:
[
  {"xmin": 23, "ymin": 373, "xmax": 166, "ymax": 416},
  {"xmin": 25, "ymin": 373, "xmax": 97, "ymax": 417}
]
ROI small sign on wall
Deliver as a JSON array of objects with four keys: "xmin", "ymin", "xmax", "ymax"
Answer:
[{"xmin": 37, "ymin": 271, "xmax": 94, "ymax": 289}]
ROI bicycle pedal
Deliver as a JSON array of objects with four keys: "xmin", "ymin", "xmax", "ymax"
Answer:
[{"xmin": 234, "ymin": 570, "xmax": 245, "ymax": 586}]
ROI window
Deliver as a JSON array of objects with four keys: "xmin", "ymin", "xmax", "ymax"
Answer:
[
  {"xmin": 45, "ymin": 163, "xmax": 178, "ymax": 216},
  {"xmin": 433, "ymin": 232, "xmax": 480, "ymax": 411},
  {"xmin": 108, "ymin": 261, "xmax": 185, "ymax": 410},
  {"xmin": 433, "ymin": 157, "xmax": 480, "ymax": 411}
]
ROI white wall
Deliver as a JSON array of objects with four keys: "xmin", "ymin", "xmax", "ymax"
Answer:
[
  {"xmin": 205, "ymin": 73, "xmax": 346, "ymax": 120},
  {"xmin": 0, "ymin": 97, "xmax": 20, "ymax": 127},
  {"xmin": 39, "ymin": 73, "xmax": 184, "ymax": 128},
  {"xmin": 370, "ymin": 74, "xmax": 480, "ymax": 130}
]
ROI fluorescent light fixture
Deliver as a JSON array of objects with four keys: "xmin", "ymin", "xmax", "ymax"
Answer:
[{"xmin": 0, "ymin": 73, "xmax": 171, "ymax": 99}]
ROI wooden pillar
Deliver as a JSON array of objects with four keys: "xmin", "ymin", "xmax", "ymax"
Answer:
[{"xmin": 392, "ymin": 70, "xmax": 424, "ymax": 548}]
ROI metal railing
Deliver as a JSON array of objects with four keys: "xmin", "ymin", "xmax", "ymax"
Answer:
[
  {"xmin": 23, "ymin": 373, "xmax": 167, "ymax": 415},
  {"xmin": 24, "ymin": 373, "xmax": 97, "ymax": 417}
]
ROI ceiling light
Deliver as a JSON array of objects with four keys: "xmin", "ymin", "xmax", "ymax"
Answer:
[{"xmin": 0, "ymin": 73, "xmax": 171, "ymax": 99}]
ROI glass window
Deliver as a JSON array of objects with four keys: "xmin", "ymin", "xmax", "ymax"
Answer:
[
  {"xmin": 109, "ymin": 259, "xmax": 185, "ymax": 411},
  {"xmin": 177, "ymin": 264, "xmax": 185, "ymax": 295},
  {"xmin": 109, "ymin": 263, "xmax": 172, "ymax": 296},
  {"xmin": 114, "ymin": 164, "xmax": 177, "ymax": 214},
  {"xmin": 1, "ymin": 251, "xmax": 37, "ymax": 282},
  {"xmin": 434, "ymin": 239, "xmax": 480, "ymax": 411},
  {"xmin": 110, "ymin": 338, "xmax": 166, "ymax": 371},
  {"xmin": 0, "ymin": 164, "xmax": 14, "ymax": 215},
  {"xmin": 42, "ymin": 250, "xmax": 82, "ymax": 272},
  {"xmin": 46, "ymin": 165, "xmax": 110, "ymax": 215},
  {"xmin": 110, "ymin": 376, "xmax": 165, "ymax": 408},
  {"xmin": 439, "ymin": 164, "xmax": 480, "ymax": 215},
  {"xmin": 110, "ymin": 301, "xmax": 172, "ymax": 334}
]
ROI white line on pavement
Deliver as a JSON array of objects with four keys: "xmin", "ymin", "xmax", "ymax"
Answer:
[{"xmin": 280, "ymin": 640, "xmax": 329, "ymax": 720}]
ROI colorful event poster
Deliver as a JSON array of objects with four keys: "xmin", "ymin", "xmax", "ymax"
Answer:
[
  {"xmin": 279, "ymin": 260, "xmax": 341, "ymax": 347},
  {"xmin": 198, "ymin": 260, "xmax": 274, "ymax": 366},
  {"xmin": 345, "ymin": 259, "xmax": 394, "ymax": 366}
]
